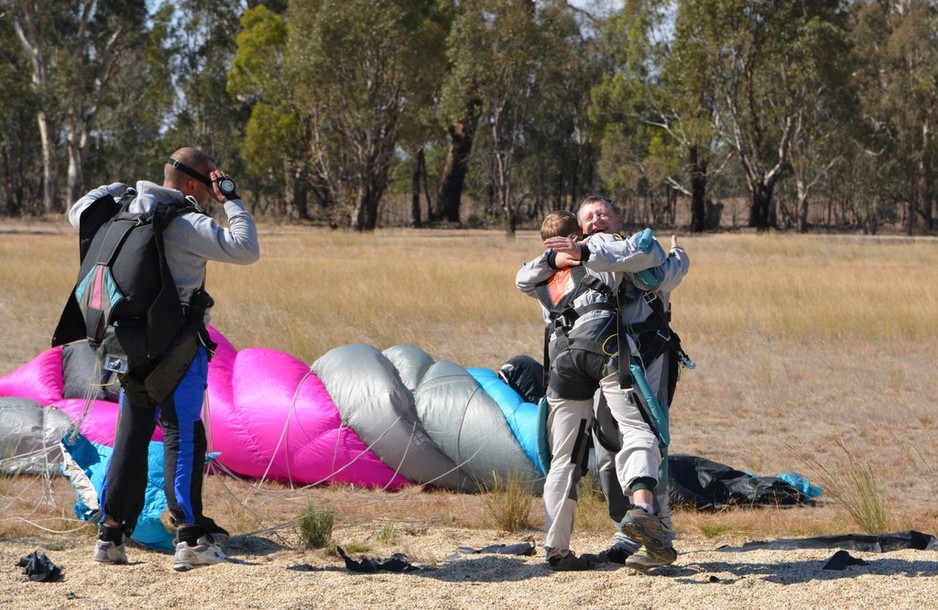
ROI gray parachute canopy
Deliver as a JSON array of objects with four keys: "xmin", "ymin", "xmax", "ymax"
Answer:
[
  {"xmin": 0, "ymin": 398, "xmax": 73, "ymax": 475},
  {"xmin": 415, "ymin": 360, "xmax": 542, "ymax": 492},
  {"xmin": 312, "ymin": 343, "xmax": 477, "ymax": 492}
]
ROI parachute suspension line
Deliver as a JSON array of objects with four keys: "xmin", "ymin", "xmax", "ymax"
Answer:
[
  {"xmin": 441, "ymin": 375, "xmax": 540, "ymax": 490},
  {"xmin": 402, "ymin": 410, "xmax": 487, "ymax": 492},
  {"xmin": 455, "ymin": 385, "xmax": 496, "ymax": 477},
  {"xmin": 202, "ymin": 389, "xmax": 272, "ymax": 509},
  {"xmin": 66, "ymin": 353, "xmax": 108, "ymax": 443},
  {"xmin": 203, "ymin": 459, "xmax": 274, "ymax": 518},
  {"xmin": 279, "ymin": 367, "xmax": 319, "ymax": 488},
  {"xmin": 381, "ymin": 418, "xmax": 419, "ymax": 492},
  {"xmin": 249, "ymin": 369, "xmax": 306, "ymax": 491},
  {"xmin": 320, "ymin": 413, "xmax": 406, "ymax": 490},
  {"xmin": 0, "ymin": 467, "xmax": 60, "ymax": 517}
]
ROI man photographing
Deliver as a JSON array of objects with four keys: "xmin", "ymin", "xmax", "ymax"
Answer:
[{"xmin": 54, "ymin": 146, "xmax": 260, "ymax": 570}]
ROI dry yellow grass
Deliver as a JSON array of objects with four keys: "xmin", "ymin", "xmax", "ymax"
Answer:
[{"xmin": 1, "ymin": 219, "xmax": 937, "ymax": 543}]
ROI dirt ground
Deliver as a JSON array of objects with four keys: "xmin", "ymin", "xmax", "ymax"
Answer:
[{"xmin": 2, "ymin": 476, "xmax": 937, "ymax": 609}]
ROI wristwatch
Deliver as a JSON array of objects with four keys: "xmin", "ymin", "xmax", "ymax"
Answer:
[{"xmin": 217, "ymin": 177, "xmax": 238, "ymax": 199}]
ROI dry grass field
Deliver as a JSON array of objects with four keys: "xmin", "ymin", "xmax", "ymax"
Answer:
[{"xmin": 1, "ymin": 218, "xmax": 937, "ymax": 608}]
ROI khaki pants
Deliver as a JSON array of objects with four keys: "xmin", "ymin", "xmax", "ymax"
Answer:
[{"xmin": 543, "ymin": 372, "xmax": 662, "ymax": 552}]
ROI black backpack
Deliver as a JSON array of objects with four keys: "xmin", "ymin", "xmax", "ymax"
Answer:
[{"xmin": 53, "ymin": 189, "xmax": 198, "ymax": 377}]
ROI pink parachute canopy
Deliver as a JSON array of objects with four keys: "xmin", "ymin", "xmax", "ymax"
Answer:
[{"xmin": 0, "ymin": 328, "xmax": 543, "ymax": 492}]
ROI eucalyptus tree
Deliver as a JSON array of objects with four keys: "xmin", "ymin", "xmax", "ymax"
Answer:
[
  {"xmin": 852, "ymin": 0, "xmax": 938, "ymax": 235},
  {"xmin": 11, "ymin": 0, "xmax": 149, "ymax": 212},
  {"xmin": 672, "ymin": 0, "xmax": 854, "ymax": 230},
  {"xmin": 591, "ymin": 0, "xmax": 692, "ymax": 228},
  {"xmin": 228, "ymin": 4, "xmax": 310, "ymax": 218},
  {"xmin": 392, "ymin": 0, "xmax": 455, "ymax": 227},
  {"xmin": 83, "ymin": 3, "xmax": 177, "ymax": 189},
  {"xmin": 784, "ymin": 10, "xmax": 860, "ymax": 232},
  {"xmin": 517, "ymin": 1, "xmax": 602, "ymax": 218},
  {"xmin": 441, "ymin": 0, "xmax": 560, "ymax": 236},
  {"xmin": 0, "ymin": 7, "xmax": 40, "ymax": 215},
  {"xmin": 160, "ymin": 0, "xmax": 247, "ymax": 180},
  {"xmin": 287, "ymin": 0, "xmax": 431, "ymax": 230}
]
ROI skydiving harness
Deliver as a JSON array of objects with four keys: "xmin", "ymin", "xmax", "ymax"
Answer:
[
  {"xmin": 533, "ymin": 264, "xmax": 617, "ymax": 388},
  {"xmin": 536, "ymin": 260, "xmax": 695, "ymax": 449},
  {"xmin": 535, "ymin": 265, "xmax": 688, "ymax": 384},
  {"xmin": 52, "ymin": 189, "xmax": 218, "ymax": 405}
]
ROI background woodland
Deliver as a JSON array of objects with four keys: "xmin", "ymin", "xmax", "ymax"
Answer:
[{"xmin": 3, "ymin": 0, "xmax": 938, "ymax": 235}]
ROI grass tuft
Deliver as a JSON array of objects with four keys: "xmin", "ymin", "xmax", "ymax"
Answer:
[
  {"xmin": 375, "ymin": 521, "xmax": 400, "ymax": 544},
  {"xmin": 482, "ymin": 471, "xmax": 535, "ymax": 532},
  {"xmin": 298, "ymin": 501, "xmax": 335, "ymax": 549},
  {"xmin": 798, "ymin": 439, "xmax": 890, "ymax": 534}
]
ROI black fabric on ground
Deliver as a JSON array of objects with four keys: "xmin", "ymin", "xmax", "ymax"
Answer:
[
  {"xmin": 336, "ymin": 546, "xmax": 419, "ymax": 573},
  {"xmin": 823, "ymin": 550, "xmax": 869, "ymax": 570},
  {"xmin": 498, "ymin": 355, "xmax": 544, "ymax": 405},
  {"xmin": 16, "ymin": 550, "xmax": 63, "ymax": 582},
  {"xmin": 667, "ymin": 454, "xmax": 803, "ymax": 509},
  {"xmin": 719, "ymin": 530, "xmax": 938, "ymax": 553}
]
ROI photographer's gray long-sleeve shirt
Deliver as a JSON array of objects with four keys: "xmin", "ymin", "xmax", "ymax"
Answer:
[{"xmin": 69, "ymin": 180, "xmax": 260, "ymax": 318}]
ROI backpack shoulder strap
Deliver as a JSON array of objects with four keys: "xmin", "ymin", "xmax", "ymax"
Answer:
[
  {"xmin": 92, "ymin": 194, "xmax": 147, "ymax": 266},
  {"xmin": 533, "ymin": 265, "xmax": 593, "ymax": 319},
  {"xmin": 77, "ymin": 194, "xmax": 124, "ymax": 261}
]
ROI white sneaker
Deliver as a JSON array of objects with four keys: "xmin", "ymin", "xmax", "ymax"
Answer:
[
  {"xmin": 94, "ymin": 540, "xmax": 128, "ymax": 564},
  {"xmin": 172, "ymin": 535, "xmax": 227, "ymax": 571}
]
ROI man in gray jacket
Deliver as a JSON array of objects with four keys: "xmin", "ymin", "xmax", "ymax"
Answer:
[
  {"xmin": 545, "ymin": 196, "xmax": 690, "ymax": 570},
  {"xmin": 517, "ymin": 199, "xmax": 686, "ymax": 570},
  {"xmin": 60, "ymin": 147, "xmax": 259, "ymax": 571}
]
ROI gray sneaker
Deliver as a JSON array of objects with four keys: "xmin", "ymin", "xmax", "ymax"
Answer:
[
  {"xmin": 173, "ymin": 535, "xmax": 227, "ymax": 571},
  {"xmin": 618, "ymin": 507, "xmax": 677, "ymax": 563},
  {"xmin": 547, "ymin": 551, "xmax": 592, "ymax": 571},
  {"xmin": 93, "ymin": 540, "xmax": 128, "ymax": 564},
  {"xmin": 624, "ymin": 546, "xmax": 672, "ymax": 570},
  {"xmin": 580, "ymin": 537, "xmax": 639, "ymax": 565}
]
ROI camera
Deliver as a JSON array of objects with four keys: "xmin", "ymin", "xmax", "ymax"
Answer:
[{"xmin": 216, "ymin": 177, "xmax": 238, "ymax": 199}]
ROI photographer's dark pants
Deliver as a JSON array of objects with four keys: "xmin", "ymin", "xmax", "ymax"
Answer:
[{"xmin": 99, "ymin": 346, "xmax": 209, "ymax": 539}]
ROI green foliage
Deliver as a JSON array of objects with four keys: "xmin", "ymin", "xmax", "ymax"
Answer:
[
  {"xmin": 1, "ymin": 0, "xmax": 937, "ymax": 232},
  {"xmin": 699, "ymin": 523, "xmax": 732, "ymax": 538},
  {"xmin": 298, "ymin": 501, "xmax": 335, "ymax": 549},
  {"xmin": 229, "ymin": 5, "xmax": 303, "ymax": 208},
  {"xmin": 286, "ymin": 0, "xmax": 449, "ymax": 229}
]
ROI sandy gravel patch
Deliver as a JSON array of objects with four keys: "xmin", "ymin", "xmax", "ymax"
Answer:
[{"xmin": 3, "ymin": 527, "xmax": 937, "ymax": 609}]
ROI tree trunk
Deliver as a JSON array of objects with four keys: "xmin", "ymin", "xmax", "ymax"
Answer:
[
  {"xmin": 37, "ymin": 111, "xmax": 56, "ymax": 214},
  {"xmin": 411, "ymin": 148, "xmax": 424, "ymax": 227},
  {"xmin": 15, "ymin": 9, "xmax": 57, "ymax": 215},
  {"xmin": 66, "ymin": 133, "xmax": 83, "ymax": 206},
  {"xmin": 353, "ymin": 152, "xmax": 392, "ymax": 231},
  {"xmin": 503, "ymin": 194, "xmax": 516, "ymax": 238},
  {"xmin": 293, "ymin": 168, "xmax": 309, "ymax": 220},
  {"xmin": 689, "ymin": 146, "xmax": 707, "ymax": 232},
  {"xmin": 354, "ymin": 187, "xmax": 380, "ymax": 232},
  {"xmin": 434, "ymin": 100, "xmax": 481, "ymax": 224},
  {"xmin": 914, "ymin": 113, "xmax": 932, "ymax": 235},
  {"xmin": 796, "ymin": 175, "xmax": 809, "ymax": 233},
  {"xmin": 749, "ymin": 182, "xmax": 773, "ymax": 231}
]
